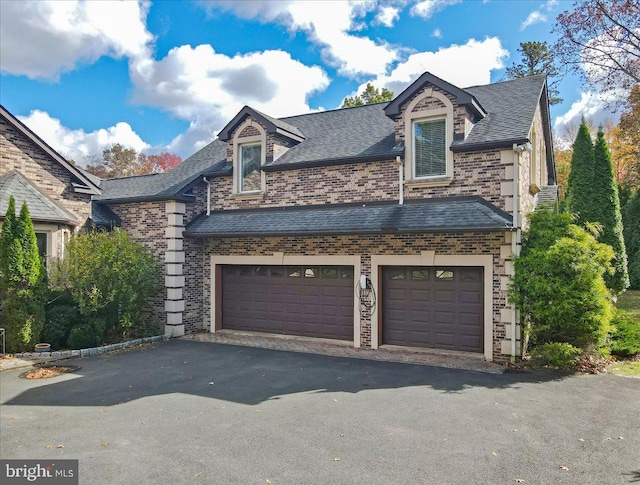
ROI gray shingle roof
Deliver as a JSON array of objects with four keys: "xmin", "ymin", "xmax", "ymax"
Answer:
[
  {"xmin": 0, "ymin": 170, "xmax": 79, "ymax": 224},
  {"xmin": 184, "ymin": 196, "xmax": 512, "ymax": 237},
  {"xmin": 457, "ymin": 74, "xmax": 546, "ymax": 150},
  {"xmin": 90, "ymin": 201, "xmax": 121, "ymax": 227},
  {"xmin": 97, "ymin": 74, "xmax": 547, "ymax": 202},
  {"xmin": 95, "ymin": 141, "xmax": 228, "ymax": 202},
  {"xmin": 264, "ymin": 102, "xmax": 399, "ymax": 169}
]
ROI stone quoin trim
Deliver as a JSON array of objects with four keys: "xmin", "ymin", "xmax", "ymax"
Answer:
[{"xmin": 165, "ymin": 200, "xmax": 186, "ymax": 336}]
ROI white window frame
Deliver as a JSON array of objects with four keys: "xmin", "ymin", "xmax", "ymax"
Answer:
[
  {"xmin": 403, "ymin": 88, "xmax": 454, "ymax": 183},
  {"xmin": 232, "ymin": 119, "xmax": 266, "ymax": 195},
  {"xmin": 412, "ymin": 117, "xmax": 448, "ymax": 179}
]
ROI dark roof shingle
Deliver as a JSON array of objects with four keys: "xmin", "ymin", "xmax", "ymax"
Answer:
[
  {"xmin": 184, "ymin": 196, "xmax": 512, "ymax": 237},
  {"xmin": 0, "ymin": 170, "xmax": 79, "ymax": 224},
  {"xmin": 97, "ymin": 74, "xmax": 547, "ymax": 202}
]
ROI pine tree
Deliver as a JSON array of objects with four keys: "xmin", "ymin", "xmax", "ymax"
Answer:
[
  {"xmin": 564, "ymin": 119, "xmax": 596, "ymax": 222},
  {"xmin": 0, "ymin": 197, "xmax": 46, "ymax": 352},
  {"xmin": 592, "ymin": 128, "xmax": 629, "ymax": 294}
]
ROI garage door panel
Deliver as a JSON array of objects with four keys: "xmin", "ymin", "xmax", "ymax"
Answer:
[
  {"xmin": 222, "ymin": 265, "xmax": 354, "ymax": 341},
  {"xmin": 383, "ymin": 266, "xmax": 483, "ymax": 352}
]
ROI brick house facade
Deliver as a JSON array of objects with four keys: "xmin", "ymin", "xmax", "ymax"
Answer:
[
  {"xmin": 0, "ymin": 105, "xmax": 104, "ymax": 262},
  {"xmin": 2, "ymin": 71, "xmax": 556, "ymax": 363}
]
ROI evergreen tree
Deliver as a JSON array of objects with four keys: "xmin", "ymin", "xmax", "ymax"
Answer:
[
  {"xmin": 506, "ymin": 41, "xmax": 562, "ymax": 104},
  {"xmin": 564, "ymin": 119, "xmax": 596, "ymax": 221},
  {"xmin": 0, "ymin": 196, "xmax": 18, "ymax": 294},
  {"xmin": 592, "ymin": 128, "xmax": 629, "ymax": 293},
  {"xmin": 623, "ymin": 190, "xmax": 640, "ymax": 289},
  {"xmin": 0, "ymin": 197, "xmax": 46, "ymax": 352},
  {"xmin": 342, "ymin": 83, "xmax": 394, "ymax": 108}
]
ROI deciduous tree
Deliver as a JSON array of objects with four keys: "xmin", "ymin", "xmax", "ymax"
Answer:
[
  {"xmin": 553, "ymin": 0, "xmax": 640, "ymax": 105},
  {"xmin": 84, "ymin": 144, "xmax": 182, "ymax": 179}
]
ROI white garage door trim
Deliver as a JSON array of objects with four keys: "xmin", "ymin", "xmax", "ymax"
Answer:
[
  {"xmin": 210, "ymin": 254, "xmax": 362, "ymax": 347},
  {"xmin": 371, "ymin": 252, "xmax": 493, "ymax": 361}
]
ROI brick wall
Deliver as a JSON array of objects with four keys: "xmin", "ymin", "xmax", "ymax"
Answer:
[
  {"xmin": 204, "ymin": 149, "xmax": 508, "ymax": 212},
  {"xmin": 188, "ymin": 231, "xmax": 509, "ymax": 362},
  {"xmin": 107, "ymin": 201, "xmax": 167, "ymax": 326},
  {"xmin": 183, "ymin": 186, "xmax": 207, "ymax": 333},
  {"xmin": 0, "ymin": 115, "xmax": 92, "ymax": 224}
]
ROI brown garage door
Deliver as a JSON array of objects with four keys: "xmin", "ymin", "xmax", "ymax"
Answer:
[
  {"xmin": 222, "ymin": 265, "xmax": 354, "ymax": 341},
  {"xmin": 382, "ymin": 266, "xmax": 483, "ymax": 352}
]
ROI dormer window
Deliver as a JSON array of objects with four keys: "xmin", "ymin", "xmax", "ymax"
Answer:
[
  {"xmin": 413, "ymin": 118, "xmax": 446, "ymax": 178},
  {"xmin": 231, "ymin": 119, "xmax": 266, "ymax": 195},
  {"xmin": 403, "ymin": 89, "xmax": 454, "ymax": 183},
  {"xmin": 239, "ymin": 142, "xmax": 262, "ymax": 192}
]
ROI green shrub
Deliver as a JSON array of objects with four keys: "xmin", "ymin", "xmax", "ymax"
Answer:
[
  {"xmin": 611, "ymin": 310, "xmax": 640, "ymax": 357},
  {"xmin": 510, "ymin": 210, "xmax": 614, "ymax": 351},
  {"xmin": 66, "ymin": 317, "xmax": 106, "ymax": 349},
  {"xmin": 529, "ymin": 342, "xmax": 581, "ymax": 368},
  {"xmin": 43, "ymin": 305, "xmax": 81, "ymax": 350},
  {"xmin": 51, "ymin": 228, "xmax": 162, "ymax": 344}
]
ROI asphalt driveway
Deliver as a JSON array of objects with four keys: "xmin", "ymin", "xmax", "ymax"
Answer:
[{"xmin": 1, "ymin": 340, "xmax": 639, "ymax": 484}]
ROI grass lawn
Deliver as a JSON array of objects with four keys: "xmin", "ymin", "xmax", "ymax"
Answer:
[
  {"xmin": 609, "ymin": 360, "xmax": 640, "ymax": 377},
  {"xmin": 617, "ymin": 289, "xmax": 640, "ymax": 319},
  {"xmin": 610, "ymin": 289, "xmax": 640, "ymax": 377}
]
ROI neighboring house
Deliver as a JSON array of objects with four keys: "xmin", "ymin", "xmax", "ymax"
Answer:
[
  {"xmin": 0, "ymin": 106, "xmax": 117, "ymax": 263},
  {"xmin": 1, "ymin": 71, "xmax": 557, "ymax": 363}
]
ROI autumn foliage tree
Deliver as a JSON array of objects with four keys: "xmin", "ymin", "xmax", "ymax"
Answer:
[
  {"xmin": 85, "ymin": 144, "xmax": 182, "ymax": 179},
  {"xmin": 553, "ymin": 0, "xmax": 640, "ymax": 105}
]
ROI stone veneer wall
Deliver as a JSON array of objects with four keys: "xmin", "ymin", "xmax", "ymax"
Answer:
[
  {"xmin": 194, "ymin": 231, "xmax": 512, "ymax": 363},
  {"xmin": 0, "ymin": 115, "xmax": 93, "ymax": 224}
]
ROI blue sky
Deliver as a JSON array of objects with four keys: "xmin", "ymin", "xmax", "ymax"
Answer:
[{"xmin": 0, "ymin": 0, "xmax": 615, "ymax": 164}]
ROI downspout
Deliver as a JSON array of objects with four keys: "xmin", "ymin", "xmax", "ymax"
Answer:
[
  {"xmin": 203, "ymin": 176, "xmax": 211, "ymax": 215},
  {"xmin": 397, "ymin": 156, "xmax": 404, "ymax": 206}
]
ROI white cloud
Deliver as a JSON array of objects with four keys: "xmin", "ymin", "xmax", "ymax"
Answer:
[
  {"xmin": 520, "ymin": 10, "xmax": 547, "ymax": 31},
  {"xmin": 432, "ymin": 28, "xmax": 442, "ymax": 38},
  {"xmin": 129, "ymin": 46, "xmax": 330, "ymax": 151},
  {"xmin": 362, "ymin": 37, "xmax": 508, "ymax": 97},
  {"xmin": 17, "ymin": 110, "xmax": 150, "ymax": 163},
  {"xmin": 375, "ymin": 6, "xmax": 400, "ymax": 27},
  {"xmin": 553, "ymin": 91, "xmax": 619, "ymax": 136},
  {"xmin": 411, "ymin": 0, "xmax": 460, "ymax": 19},
  {"xmin": 203, "ymin": 0, "xmax": 397, "ymax": 77},
  {"xmin": 0, "ymin": 0, "xmax": 153, "ymax": 79}
]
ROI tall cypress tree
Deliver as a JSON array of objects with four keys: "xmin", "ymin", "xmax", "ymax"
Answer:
[
  {"xmin": 564, "ymin": 119, "xmax": 596, "ymax": 223},
  {"xmin": 592, "ymin": 128, "xmax": 629, "ymax": 294},
  {"xmin": 0, "ymin": 196, "xmax": 18, "ymax": 295},
  {"xmin": 623, "ymin": 190, "xmax": 640, "ymax": 289},
  {"xmin": 0, "ymin": 198, "xmax": 46, "ymax": 352}
]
